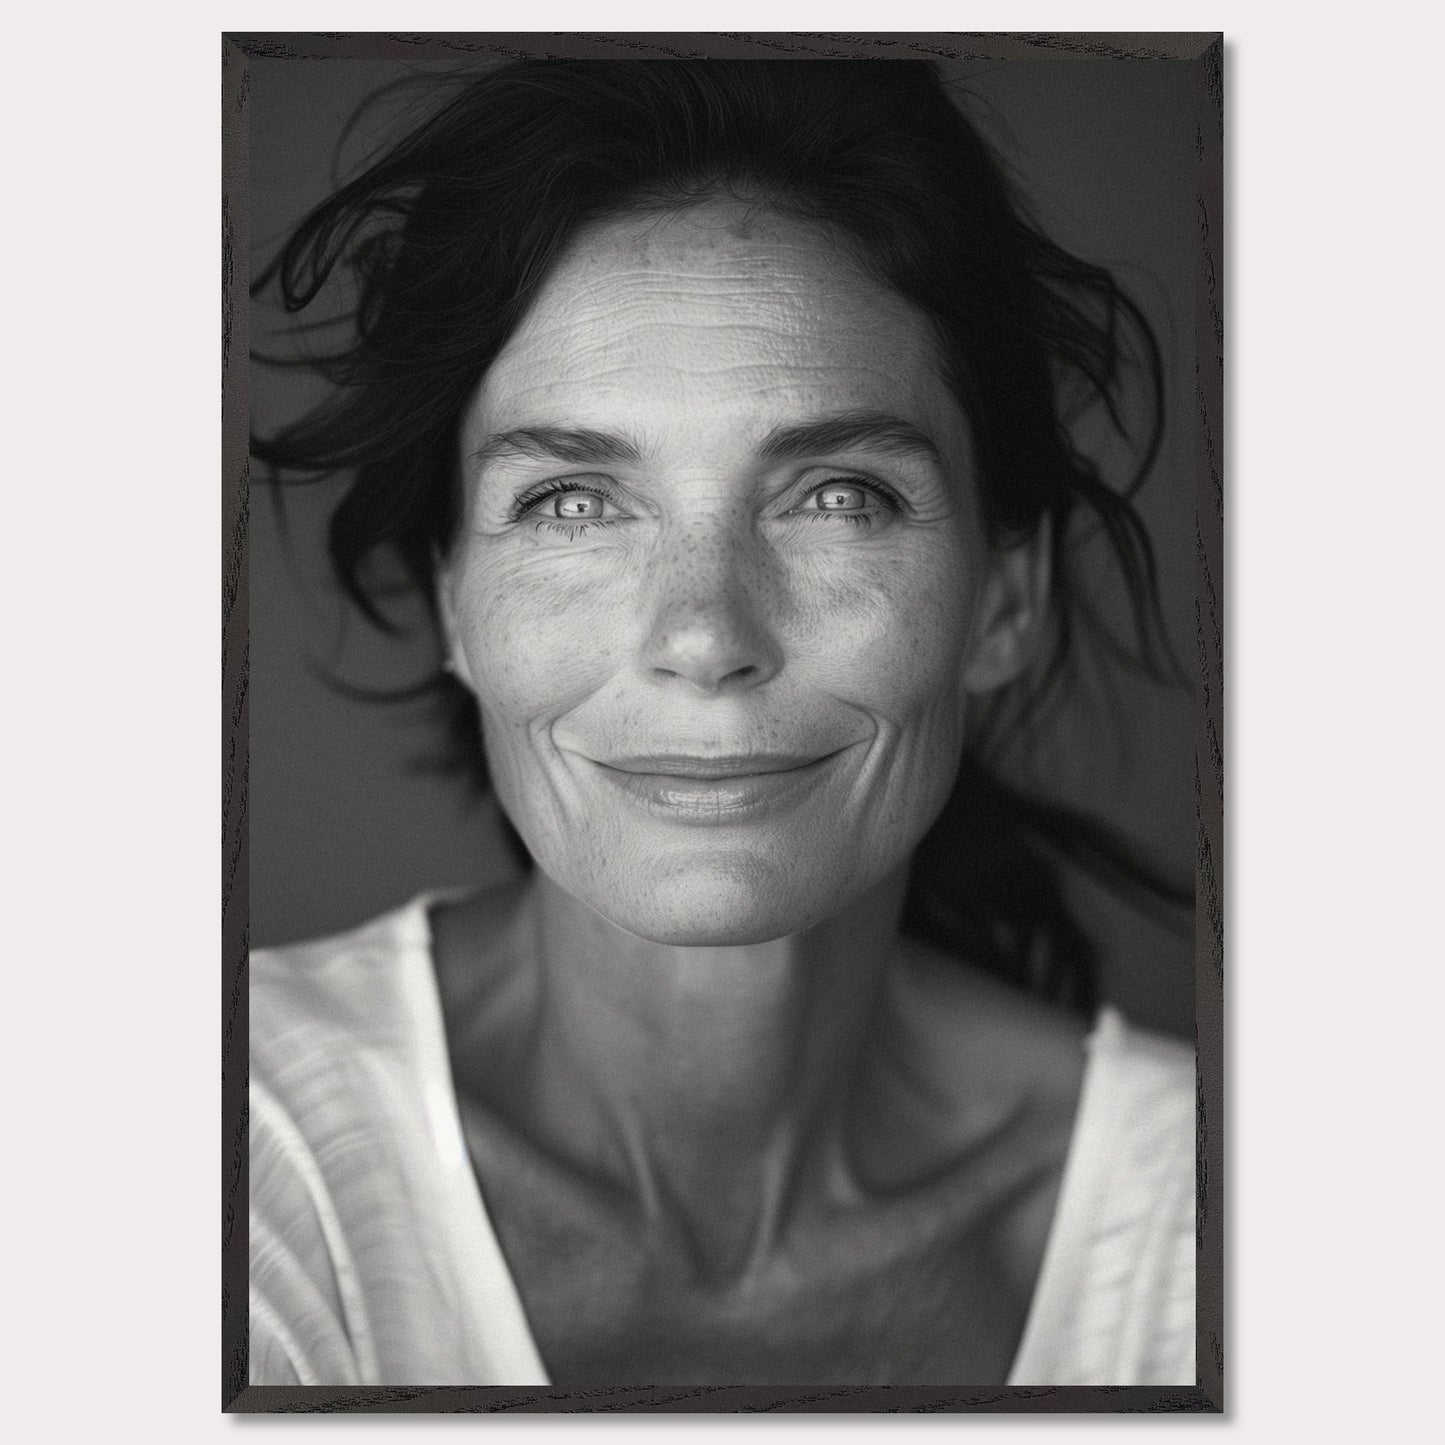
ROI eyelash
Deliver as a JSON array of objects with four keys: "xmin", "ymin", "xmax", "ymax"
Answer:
[
  {"xmin": 794, "ymin": 477, "xmax": 903, "ymax": 530},
  {"xmin": 506, "ymin": 476, "xmax": 904, "ymax": 532},
  {"xmin": 507, "ymin": 479, "xmax": 613, "ymax": 523}
]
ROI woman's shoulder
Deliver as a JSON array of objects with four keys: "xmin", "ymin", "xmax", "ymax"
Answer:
[
  {"xmin": 1010, "ymin": 1006, "xmax": 1196, "ymax": 1386},
  {"xmin": 250, "ymin": 894, "xmax": 440, "ymax": 1058},
  {"xmin": 249, "ymin": 892, "xmax": 448, "ymax": 1159},
  {"xmin": 1076, "ymin": 1008, "xmax": 1195, "ymax": 1198},
  {"xmin": 884, "ymin": 939, "xmax": 1194, "ymax": 1255},
  {"xmin": 247, "ymin": 882, "xmax": 547, "ymax": 1387},
  {"xmin": 250, "ymin": 880, "xmax": 534, "ymax": 1109},
  {"xmin": 893, "ymin": 937, "xmax": 1193, "ymax": 1110},
  {"xmin": 249, "ymin": 903, "xmax": 442, "ymax": 1388},
  {"xmin": 1088, "ymin": 1006, "xmax": 1194, "ymax": 1108},
  {"xmin": 250, "ymin": 881, "xmax": 527, "ymax": 1025},
  {"xmin": 1076, "ymin": 1006, "xmax": 1195, "ymax": 1202}
]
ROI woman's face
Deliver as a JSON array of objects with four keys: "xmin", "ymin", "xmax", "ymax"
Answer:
[{"xmin": 445, "ymin": 199, "xmax": 1041, "ymax": 945}]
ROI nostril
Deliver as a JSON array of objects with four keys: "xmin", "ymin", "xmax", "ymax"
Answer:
[{"xmin": 648, "ymin": 659, "xmax": 762, "ymax": 692}]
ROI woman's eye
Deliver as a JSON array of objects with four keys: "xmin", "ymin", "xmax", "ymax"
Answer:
[
  {"xmin": 807, "ymin": 483, "xmax": 870, "ymax": 512},
  {"xmin": 547, "ymin": 490, "xmax": 608, "ymax": 519},
  {"xmin": 794, "ymin": 479, "xmax": 901, "ymax": 519},
  {"xmin": 510, "ymin": 484, "xmax": 621, "ymax": 526},
  {"xmin": 785, "ymin": 477, "xmax": 901, "ymax": 534}
]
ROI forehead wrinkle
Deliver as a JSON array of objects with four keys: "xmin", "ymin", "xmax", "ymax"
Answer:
[
  {"xmin": 470, "ymin": 203, "xmax": 964, "ymax": 471},
  {"xmin": 561, "ymin": 274, "xmax": 844, "ymax": 317},
  {"xmin": 504, "ymin": 295, "xmax": 834, "ymax": 372},
  {"xmin": 520, "ymin": 232, "xmax": 886, "ymax": 350}
]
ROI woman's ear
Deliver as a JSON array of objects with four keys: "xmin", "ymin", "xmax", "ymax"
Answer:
[
  {"xmin": 434, "ymin": 560, "xmax": 476, "ymax": 691},
  {"xmin": 961, "ymin": 518, "xmax": 1053, "ymax": 695}
]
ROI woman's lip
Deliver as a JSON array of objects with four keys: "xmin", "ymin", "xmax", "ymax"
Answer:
[
  {"xmin": 583, "ymin": 750, "xmax": 847, "ymax": 822},
  {"xmin": 594, "ymin": 751, "xmax": 835, "ymax": 780}
]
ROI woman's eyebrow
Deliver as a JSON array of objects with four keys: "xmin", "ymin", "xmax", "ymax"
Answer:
[
  {"xmin": 469, "ymin": 426, "xmax": 644, "ymax": 467},
  {"xmin": 756, "ymin": 411, "xmax": 942, "ymax": 464},
  {"xmin": 469, "ymin": 412, "xmax": 940, "ymax": 470}
]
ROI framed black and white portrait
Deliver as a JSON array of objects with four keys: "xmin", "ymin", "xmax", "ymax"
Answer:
[{"xmin": 222, "ymin": 30, "xmax": 1223, "ymax": 1415}]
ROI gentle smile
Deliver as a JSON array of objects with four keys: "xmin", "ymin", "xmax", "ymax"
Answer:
[
  {"xmin": 598, "ymin": 751, "xmax": 832, "ymax": 780},
  {"xmin": 582, "ymin": 749, "xmax": 850, "ymax": 823}
]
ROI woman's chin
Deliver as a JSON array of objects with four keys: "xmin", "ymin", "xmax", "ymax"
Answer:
[{"xmin": 555, "ymin": 848, "xmax": 871, "ymax": 949}]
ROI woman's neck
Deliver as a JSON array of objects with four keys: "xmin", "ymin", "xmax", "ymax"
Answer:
[{"xmin": 487, "ymin": 868, "xmax": 911, "ymax": 1276}]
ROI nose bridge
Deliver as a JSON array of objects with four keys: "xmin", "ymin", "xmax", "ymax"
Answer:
[{"xmin": 642, "ymin": 504, "xmax": 783, "ymax": 693}]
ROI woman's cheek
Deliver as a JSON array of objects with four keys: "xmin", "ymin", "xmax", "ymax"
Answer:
[
  {"xmin": 456, "ymin": 544, "xmax": 634, "ymax": 721},
  {"xmin": 795, "ymin": 545, "xmax": 975, "ymax": 722}
]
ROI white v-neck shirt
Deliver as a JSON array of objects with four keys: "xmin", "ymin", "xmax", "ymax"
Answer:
[{"xmin": 249, "ymin": 898, "xmax": 1196, "ymax": 1387}]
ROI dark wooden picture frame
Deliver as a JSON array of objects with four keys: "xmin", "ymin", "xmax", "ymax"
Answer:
[{"xmin": 222, "ymin": 29, "xmax": 1223, "ymax": 1414}]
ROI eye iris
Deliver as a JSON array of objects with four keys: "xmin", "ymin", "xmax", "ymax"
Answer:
[
  {"xmin": 816, "ymin": 485, "xmax": 866, "ymax": 511},
  {"xmin": 553, "ymin": 492, "xmax": 602, "ymax": 519}
]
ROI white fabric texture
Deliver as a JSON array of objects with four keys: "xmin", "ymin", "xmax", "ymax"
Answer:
[{"xmin": 249, "ymin": 897, "xmax": 1195, "ymax": 1387}]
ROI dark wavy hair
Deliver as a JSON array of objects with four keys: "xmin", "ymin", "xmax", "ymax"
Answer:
[{"xmin": 252, "ymin": 58, "xmax": 1190, "ymax": 1012}]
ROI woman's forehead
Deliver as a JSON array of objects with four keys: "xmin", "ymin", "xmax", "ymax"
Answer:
[{"xmin": 468, "ymin": 201, "xmax": 959, "ymax": 449}]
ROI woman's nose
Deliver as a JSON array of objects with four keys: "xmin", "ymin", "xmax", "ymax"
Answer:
[{"xmin": 640, "ymin": 522, "xmax": 784, "ymax": 694}]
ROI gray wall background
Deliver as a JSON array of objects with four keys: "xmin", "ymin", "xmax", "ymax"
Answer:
[{"xmin": 248, "ymin": 57, "xmax": 1199, "ymax": 1038}]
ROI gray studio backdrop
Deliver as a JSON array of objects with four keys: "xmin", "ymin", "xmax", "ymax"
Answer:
[{"xmin": 249, "ymin": 57, "xmax": 1199, "ymax": 1039}]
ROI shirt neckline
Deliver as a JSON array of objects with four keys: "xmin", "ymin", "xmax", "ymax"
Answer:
[{"xmin": 402, "ymin": 891, "xmax": 1119, "ymax": 1388}]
